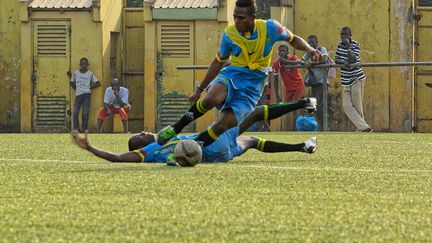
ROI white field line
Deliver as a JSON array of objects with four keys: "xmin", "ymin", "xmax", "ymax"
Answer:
[
  {"xmin": 1, "ymin": 157, "xmax": 431, "ymax": 174},
  {"xmin": 0, "ymin": 158, "xmax": 89, "ymax": 164},
  {"xmin": 238, "ymin": 165, "xmax": 432, "ymax": 174}
]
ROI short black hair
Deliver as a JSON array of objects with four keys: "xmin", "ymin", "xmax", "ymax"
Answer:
[
  {"xmin": 278, "ymin": 44, "xmax": 288, "ymax": 51},
  {"xmin": 308, "ymin": 35, "xmax": 318, "ymax": 41},
  {"xmin": 80, "ymin": 57, "xmax": 89, "ymax": 63},
  {"xmin": 235, "ymin": 0, "xmax": 257, "ymax": 16},
  {"xmin": 341, "ymin": 26, "xmax": 352, "ymax": 35},
  {"xmin": 128, "ymin": 136, "xmax": 142, "ymax": 151}
]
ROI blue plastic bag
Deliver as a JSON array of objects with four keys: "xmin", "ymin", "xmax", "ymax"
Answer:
[{"xmin": 296, "ymin": 115, "xmax": 318, "ymax": 131}]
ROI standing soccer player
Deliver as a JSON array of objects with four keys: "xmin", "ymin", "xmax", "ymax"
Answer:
[{"xmin": 157, "ymin": 0, "xmax": 321, "ymax": 147}]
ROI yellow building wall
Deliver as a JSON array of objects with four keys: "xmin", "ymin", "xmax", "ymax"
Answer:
[
  {"xmin": 389, "ymin": 0, "xmax": 413, "ymax": 132},
  {"xmin": 0, "ymin": 0, "xmax": 21, "ymax": 132},
  {"xmin": 194, "ymin": 20, "xmax": 227, "ymax": 132},
  {"xmin": 20, "ymin": 5, "xmax": 122, "ymax": 132},
  {"xmin": 142, "ymin": 2, "xmax": 232, "ymax": 132},
  {"xmin": 123, "ymin": 9, "xmax": 145, "ymax": 132},
  {"xmin": 295, "ymin": 0, "xmax": 413, "ymax": 132}
]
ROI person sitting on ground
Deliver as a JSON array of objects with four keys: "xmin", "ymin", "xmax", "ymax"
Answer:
[
  {"xmin": 96, "ymin": 78, "xmax": 131, "ymax": 133},
  {"xmin": 72, "ymin": 97, "xmax": 317, "ymax": 164}
]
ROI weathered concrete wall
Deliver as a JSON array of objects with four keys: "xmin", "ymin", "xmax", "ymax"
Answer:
[
  {"xmin": 0, "ymin": 0, "xmax": 21, "ymax": 132},
  {"xmin": 143, "ymin": 1, "xmax": 233, "ymax": 132},
  {"xmin": 19, "ymin": 2, "xmax": 122, "ymax": 132},
  {"xmin": 295, "ymin": 0, "xmax": 413, "ymax": 132}
]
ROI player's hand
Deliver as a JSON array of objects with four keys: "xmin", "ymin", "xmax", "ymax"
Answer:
[
  {"xmin": 71, "ymin": 130, "xmax": 90, "ymax": 150},
  {"xmin": 307, "ymin": 49, "xmax": 322, "ymax": 64},
  {"xmin": 189, "ymin": 91, "xmax": 201, "ymax": 104}
]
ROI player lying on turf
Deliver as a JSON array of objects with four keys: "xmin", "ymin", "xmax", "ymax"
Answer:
[{"xmin": 72, "ymin": 98, "xmax": 318, "ymax": 163}]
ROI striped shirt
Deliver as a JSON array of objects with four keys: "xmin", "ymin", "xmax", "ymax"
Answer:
[{"xmin": 335, "ymin": 40, "xmax": 366, "ymax": 86}]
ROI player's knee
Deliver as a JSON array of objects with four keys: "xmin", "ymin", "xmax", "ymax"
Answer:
[
  {"xmin": 213, "ymin": 120, "xmax": 235, "ymax": 134},
  {"xmin": 202, "ymin": 95, "xmax": 218, "ymax": 109}
]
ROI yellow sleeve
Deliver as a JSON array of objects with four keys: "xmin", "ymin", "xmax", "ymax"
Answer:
[
  {"xmin": 287, "ymin": 29, "xmax": 295, "ymax": 43},
  {"xmin": 215, "ymin": 53, "xmax": 229, "ymax": 63},
  {"xmin": 133, "ymin": 149, "xmax": 146, "ymax": 162}
]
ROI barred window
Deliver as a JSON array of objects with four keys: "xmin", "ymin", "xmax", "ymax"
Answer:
[
  {"xmin": 419, "ymin": 0, "xmax": 432, "ymax": 7},
  {"xmin": 126, "ymin": 0, "xmax": 143, "ymax": 7}
]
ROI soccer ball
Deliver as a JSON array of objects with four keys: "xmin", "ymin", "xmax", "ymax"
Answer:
[{"xmin": 174, "ymin": 140, "xmax": 202, "ymax": 167}]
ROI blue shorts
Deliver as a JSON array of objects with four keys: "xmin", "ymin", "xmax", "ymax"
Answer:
[
  {"xmin": 209, "ymin": 67, "xmax": 266, "ymax": 124},
  {"xmin": 202, "ymin": 126, "xmax": 245, "ymax": 162}
]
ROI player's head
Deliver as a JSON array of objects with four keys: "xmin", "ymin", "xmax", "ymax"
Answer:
[
  {"xmin": 278, "ymin": 45, "xmax": 289, "ymax": 58},
  {"xmin": 128, "ymin": 131, "xmax": 156, "ymax": 151},
  {"xmin": 79, "ymin": 57, "xmax": 89, "ymax": 70},
  {"xmin": 307, "ymin": 35, "xmax": 318, "ymax": 49},
  {"xmin": 340, "ymin": 26, "xmax": 352, "ymax": 41},
  {"xmin": 234, "ymin": 0, "xmax": 256, "ymax": 33},
  {"xmin": 111, "ymin": 78, "xmax": 121, "ymax": 91}
]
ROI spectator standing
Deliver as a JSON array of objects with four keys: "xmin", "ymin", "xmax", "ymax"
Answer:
[
  {"xmin": 69, "ymin": 57, "xmax": 101, "ymax": 132},
  {"xmin": 335, "ymin": 27, "xmax": 372, "ymax": 132},
  {"xmin": 97, "ymin": 78, "xmax": 131, "ymax": 133},
  {"xmin": 271, "ymin": 44, "xmax": 305, "ymax": 103},
  {"xmin": 270, "ymin": 44, "xmax": 305, "ymax": 130},
  {"xmin": 302, "ymin": 35, "xmax": 329, "ymax": 131}
]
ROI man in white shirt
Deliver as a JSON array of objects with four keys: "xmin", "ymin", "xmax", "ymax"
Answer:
[
  {"xmin": 69, "ymin": 57, "xmax": 100, "ymax": 132},
  {"xmin": 96, "ymin": 78, "xmax": 131, "ymax": 133}
]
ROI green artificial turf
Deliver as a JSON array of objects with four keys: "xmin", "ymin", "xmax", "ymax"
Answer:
[{"xmin": 0, "ymin": 132, "xmax": 431, "ymax": 242}]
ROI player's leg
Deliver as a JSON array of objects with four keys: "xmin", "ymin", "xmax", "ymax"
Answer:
[
  {"xmin": 195, "ymin": 108, "xmax": 237, "ymax": 147},
  {"xmin": 238, "ymin": 97, "xmax": 317, "ymax": 135},
  {"xmin": 157, "ymin": 83, "xmax": 227, "ymax": 145},
  {"xmin": 237, "ymin": 136, "xmax": 317, "ymax": 154}
]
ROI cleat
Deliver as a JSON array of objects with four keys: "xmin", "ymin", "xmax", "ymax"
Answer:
[
  {"xmin": 305, "ymin": 97, "xmax": 317, "ymax": 113},
  {"xmin": 157, "ymin": 126, "xmax": 177, "ymax": 145},
  {"xmin": 166, "ymin": 153, "xmax": 178, "ymax": 166},
  {"xmin": 303, "ymin": 136, "xmax": 317, "ymax": 153},
  {"xmin": 166, "ymin": 161, "xmax": 178, "ymax": 166}
]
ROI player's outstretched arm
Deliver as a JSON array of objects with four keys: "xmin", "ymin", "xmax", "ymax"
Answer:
[
  {"xmin": 189, "ymin": 58, "xmax": 226, "ymax": 103},
  {"xmin": 71, "ymin": 130, "xmax": 142, "ymax": 163},
  {"xmin": 289, "ymin": 35, "xmax": 322, "ymax": 63}
]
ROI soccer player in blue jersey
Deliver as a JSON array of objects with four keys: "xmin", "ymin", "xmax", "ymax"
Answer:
[
  {"xmin": 71, "ymin": 97, "xmax": 317, "ymax": 164},
  {"xmin": 156, "ymin": 0, "xmax": 322, "ymax": 148}
]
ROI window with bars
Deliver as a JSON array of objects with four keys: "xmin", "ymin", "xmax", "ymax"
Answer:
[
  {"xmin": 419, "ymin": 0, "xmax": 432, "ymax": 6},
  {"xmin": 36, "ymin": 24, "xmax": 68, "ymax": 57},
  {"xmin": 126, "ymin": 0, "xmax": 143, "ymax": 7},
  {"xmin": 160, "ymin": 24, "xmax": 191, "ymax": 57}
]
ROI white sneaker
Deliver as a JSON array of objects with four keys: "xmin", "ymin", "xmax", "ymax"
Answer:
[
  {"xmin": 305, "ymin": 98, "xmax": 317, "ymax": 113},
  {"xmin": 303, "ymin": 137, "xmax": 317, "ymax": 153}
]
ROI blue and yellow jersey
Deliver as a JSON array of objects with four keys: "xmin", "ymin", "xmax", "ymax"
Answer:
[
  {"xmin": 133, "ymin": 134, "xmax": 198, "ymax": 163},
  {"xmin": 218, "ymin": 19, "xmax": 293, "ymax": 70},
  {"xmin": 214, "ymin": 19, "xmax": 293, "ymax": 97}
]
